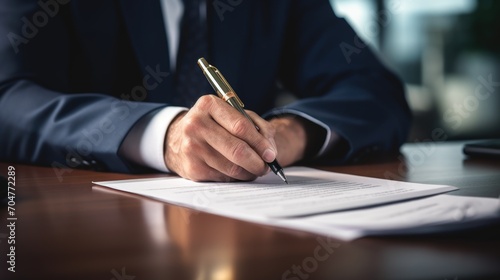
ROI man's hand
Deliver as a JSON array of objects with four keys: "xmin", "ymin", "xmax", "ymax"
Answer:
[
  {"xmin": 164, "ymin": 95, "xmax": 279, "ymax": 182},
  {"xmin": 269, "ymin": 116, "xmax": 308, "ymax": 166}
]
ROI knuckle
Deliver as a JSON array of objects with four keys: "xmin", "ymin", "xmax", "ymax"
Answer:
[
  {"xmin": 254, "ymin": 137, "xmax": 270, "ymax": 151},
  {"xmin": 180, "ymin": 137, "xmax": 195, "ymax": 153},
  {"xmin": 231, "ymin": 117, "xmax": 251, "ymax": 136},
  {"xmin": 227, "ymin": 164, "xmax": 243, "ymax": 178},
  {"xmin": 182, "ymin": 117, "xmax": 200, "ymax": 136},
  {"xmin": 230, "ymin": 141, "xmax": 250, "ymax": 161},
  {"xmin": 195, "ymin": 95, "xmax": 216, "ymax": 111}
]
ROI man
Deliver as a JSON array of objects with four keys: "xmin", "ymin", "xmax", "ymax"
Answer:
[{"xmin": 0, "ymin": 0, "xmax": 411, "ymax": 181}]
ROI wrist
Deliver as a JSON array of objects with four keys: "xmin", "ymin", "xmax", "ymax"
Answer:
[
  {"xmin": 269, "ymin": 116, "xmax": 307, "ymax": 166},
  {"xmin": 270, "ymin": 114, "xmax": 327, "ymax": 165}
]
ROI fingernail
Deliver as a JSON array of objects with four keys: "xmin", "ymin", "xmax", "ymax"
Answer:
[{"xmin": 262, "ymin": 148, "xmax": 276, "ymax": 163}]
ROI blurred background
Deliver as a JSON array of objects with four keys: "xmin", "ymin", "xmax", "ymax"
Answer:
[{"xmin": 331, "ymin": 0, "xmax": 500, "ymax": 141}]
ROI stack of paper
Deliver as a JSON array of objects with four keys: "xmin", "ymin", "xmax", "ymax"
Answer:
[{"xmin": 94, "ymin": 167, "xmax": 500, "ymax": 241}]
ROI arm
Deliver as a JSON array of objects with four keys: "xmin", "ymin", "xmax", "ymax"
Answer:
[
  {"xmin": 162, "ymin": 0, "xmax": 411, "ymax": 181},
  {"xmin": 0, "ymin": 0, "xmax": 166, "ymax": 173},
  {"xmin": 268, "ymin": 0, "xmax": 411, "ymax": 164}
]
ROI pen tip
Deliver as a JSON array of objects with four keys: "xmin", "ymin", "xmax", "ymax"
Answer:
[{"xmin": 277, "ymin": 171, "xmax": 288, "ymax": 184}]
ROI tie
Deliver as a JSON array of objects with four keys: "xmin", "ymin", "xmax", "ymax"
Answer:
[{"xmin": 174, "ymin": 0, "xmax": 209, "ymax": 107}]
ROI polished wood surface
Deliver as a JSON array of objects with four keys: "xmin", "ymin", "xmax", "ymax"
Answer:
[{"xmin": 1, "ymin": 142, "xmax": 500, "ymax": 280}]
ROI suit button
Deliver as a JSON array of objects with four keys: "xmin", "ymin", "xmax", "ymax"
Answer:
[{"xmin": 69, "ymin": 156, "xmax": 82, "ymax": 165}]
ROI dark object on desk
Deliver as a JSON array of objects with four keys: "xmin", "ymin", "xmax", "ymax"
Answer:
[{"xmin": 463, "ymin": 139, "xmax": 500, "ymax": 159}]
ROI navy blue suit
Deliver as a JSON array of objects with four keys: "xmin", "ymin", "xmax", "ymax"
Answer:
[{"xmin": 0, "ymin": 0, "xmax": 411, "ymax": 173}]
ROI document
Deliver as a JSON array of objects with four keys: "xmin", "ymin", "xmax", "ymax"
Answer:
[
  {"xmin": 94, "ymin": 167, "xmax": 456, "ymax": 218},
  {"xmin": 279, "ymin": 195, "xmax": 500, "ymax": 240},
  {"xmin": 94, "ymin": 167, "xmax": 500, "ymax": 240}
]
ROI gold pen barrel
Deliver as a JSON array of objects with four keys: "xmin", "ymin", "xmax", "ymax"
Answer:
[{"xmin": 197, "ymin": 58, "xmax": 244, "ymax": 108}]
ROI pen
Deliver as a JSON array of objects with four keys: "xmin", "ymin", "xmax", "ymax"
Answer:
[{"xmin": 197, "ymin": 57, "xmax": 288, "ymax": 184}]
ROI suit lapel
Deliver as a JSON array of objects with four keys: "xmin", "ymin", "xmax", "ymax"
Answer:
[{"xmin": 119, "ymin": 0, "xmax": 173, "ymax": 103}]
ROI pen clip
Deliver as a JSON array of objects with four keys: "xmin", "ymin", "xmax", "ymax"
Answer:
[
  {"xmin": 213, "ymin": 69, "xmax": 245, "ymax": 108},
  {"xmin": 198, "ymin": 58, "xmax": 244, "ymax": 108}
]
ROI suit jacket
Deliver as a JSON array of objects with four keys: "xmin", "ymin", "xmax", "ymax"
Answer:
[{"xmin": 0, "ymin": 0, "xmax": 411, "ymax": 173}]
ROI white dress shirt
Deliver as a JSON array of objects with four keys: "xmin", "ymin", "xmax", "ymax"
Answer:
[
  {"xmin": 119, "ymin": 0, "xmax": 186, "ymax": 172},
  {"xmin": 119, "ymin": 0, "xmax": 335, "ymax": 172}
]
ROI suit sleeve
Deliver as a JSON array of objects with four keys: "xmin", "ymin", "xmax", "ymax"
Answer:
[
  {"xmin": 0, "ymin": 0, "xmax": 165, "ymax": 173},
  {"xmin": 268, "ymin": 0, "xmax": 412, "ymax": 164}
]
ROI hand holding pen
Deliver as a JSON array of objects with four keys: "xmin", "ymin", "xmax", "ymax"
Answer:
[
  {"xmin": 197, "ymin": 58, "xmax": 288, "ymax": 183},
  {"xmin": 163, "ymin": 66, "xmax": 284, "ymax": 182}
]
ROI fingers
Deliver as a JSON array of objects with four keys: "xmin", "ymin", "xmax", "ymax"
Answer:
[
  {"xmin": 167, "ymin": 129, "xmax": 249, "ymax": 182},
  {"xmin": 165, "ymin": 95, "xmax": 276, "ymax": 182},
  {"xmin": 202, "ymin": 125, "xmax": 268, "ymax": 176},
  {"xmin": 190, "ymin": 98, "xmax": 267, "ymax": 175},
  {"xmin": 245, "ymin": 110, "xmax": 277, "ymax": 153},
  {"xmin": 202, "ymin": 96, "xmax": 278, "ymax": 163},
  {"xmin": 202, "ymin": 146, "xmax": 257, "ymax": 181}
]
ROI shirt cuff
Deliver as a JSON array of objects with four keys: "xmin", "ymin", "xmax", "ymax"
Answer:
[
  {"xmin": 119, "ymin": 106, "xmax": 188, "ymax": 172},
  {"xmin": 266, "ymin": 109, "xmax": 339, "ymax": 158}
]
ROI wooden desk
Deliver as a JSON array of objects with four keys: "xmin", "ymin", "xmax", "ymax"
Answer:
[{"xmin": 1, "ymin": 142, "xmax": 500, "ymax": 280}]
